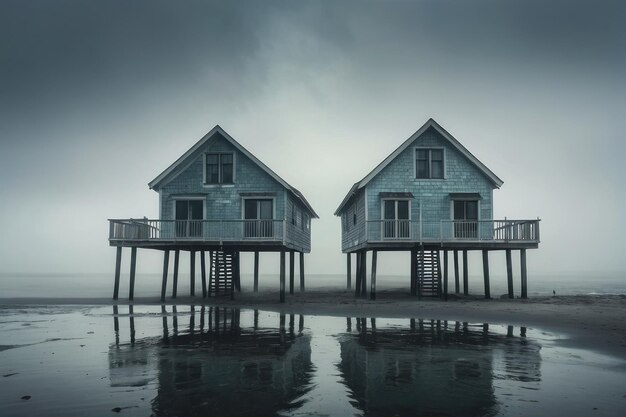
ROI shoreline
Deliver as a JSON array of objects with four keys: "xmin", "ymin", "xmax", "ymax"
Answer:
[{"xmin": 2, "ymin": 290, "xmax": 626, "ymax": 360}]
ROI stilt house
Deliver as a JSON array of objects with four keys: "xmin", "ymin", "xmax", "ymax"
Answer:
[
  {"xmin": 335, "ymin": 118, "xmax": 540, "ymax": 299},
  {"xmin": 109, "ymin": 125, "xmax": 318, "ymax": 302}
]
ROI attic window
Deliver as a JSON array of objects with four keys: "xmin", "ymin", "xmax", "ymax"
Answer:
[
  {"xmin": 205, "ymin": 153, "xmax": 234, "ymax": 184},
  {"xmin": 416, "ymin": 148, "xmax": 444, "ymax": 179}
]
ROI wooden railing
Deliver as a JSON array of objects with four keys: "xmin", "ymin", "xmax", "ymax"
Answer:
[
  {"xmin": 366, "ymin": 219, "xmax": 540, "ymax": 243},
  {"xmin": 108, "ymin": 219, "xmax": 285, "ymax": 242}
]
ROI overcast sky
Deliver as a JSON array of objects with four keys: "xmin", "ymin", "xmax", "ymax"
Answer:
[{"xmin": 0, "ymin": 0, "xmax": 625, "ymax": 279}]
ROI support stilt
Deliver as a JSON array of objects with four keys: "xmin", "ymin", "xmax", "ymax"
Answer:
[
  {"xmin": 190, "ymin": 251, "xmax": 196, "ymax": 297},
  {"xmin": 253, "ymin": 251, "xmax": 259, "ymax": 292},
  {"xmin": 361, "ymin": 250, "xmax": 367, "ymax": 298},
  {"xmin": 289, "ymin": 251, "xmax": 295, "ymax": 295},
  {"xmin": 299, "ymin": 252, "xmax": 305, "ymax": 292},
  {"xmin": 506, "ymin": 249, "xmax": 514, "ymax": 298},
  {"xmin": 355, "ymin": 252, "xmax": 361, "ymax": 296},
  {"xmin": 370, "ymin": 250, "xmax": 377, "ymax": 300},
  {"xmin": 410, "ymin": 248, "xmax": 417, "ymax": 296},
  {"xmin": 113, "ymin": 246, "xmax": 122, "ymax": 300},
  {"xmin": 462, "ymin": 250, "xmax": 469, "ymax": 295},
  {"xmin": 207, "ymin": 251, "xmax": 213, "ymax": 297},
  {"xmin": 234, "ymin": 251, "xmax": 241, "ymax": 292},
  {"xmin": 172, "ymin": 250, "xmax": 180, "ymax": 299},
  {"xmin": 160, "ymin": 250, "xmax": 170, "ymax": 302},
  {"xmin": 201, "ymin": 250, "xmax": 207, "ymax": 298},
  {"xmin": 279, "ymin": 250, "xmax": 286, "ymax": 303},
  {"xmin": 453, "ymin": 250, "xmax": 460, "ymax": 293},
  {"xmin": 482, "ymin": 250, "xmax": 491, "ymax": 299},
  {"xmin": 443, "ymin": 250, "xmax": 449, "ymax": 301},
  {"xmin": 346, "ymin": 253, "xmax": 352, "ymax": 289},
  {"xmin": 129, "ymin": 247, "xmax": 137, "ymax": 300},
  {"xmin": 520, "ymin": 249, "xmax": 528, "ymax": 299}
]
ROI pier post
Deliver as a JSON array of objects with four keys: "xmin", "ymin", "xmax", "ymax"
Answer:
[
  {"xmin": 160, "ymin": 250, "xmax": 170, "ymax": 302},
  {"xmin": 520, "ymin": 249, "xmax": 528, "ymax": 299},
  {"xmin": 453, "ymin": 250, "xmax": 460, "ymax": 293},
  {"xmin": 437, "ymin": 250, "xmax": 443, "ymax": 299},
  {"xmin": 200, "ymin": 250, "xmax": 207, "ymax": 298},
  {"xmin": 506, "ymin": 249, "xmax": 514, "ymax": 298},
  {"xmin": 172, "ymin": 250, "xmax": 180, "ymax": 299},
  {"xmin": 299, "ymin": 252, "xmax": 305, "ymax": 292},
  {"xmin": 355, "ymin": 252, "xmax": 361, "ymax": 297},
  {"xmin": 289, "ymin": 251, "xmax": 295, "ymax": 295},
  {"xmin": 129, "ymin": 247, "xmax": 137, "ymax": 300},
  {"xmin": 346, "ymin": 253, "xmax": 352, "ymax": 289},
  {"xmin": 207, "ymin": 251, "xmax": 213, "ymax": 297},
  {"xmin": 482, "ymin": 250, "xmax": 491, "ymax": 299},
  {"xmin": 410, "ymin": 248, "xmax": 417, "ymax": 296},
  {"xmin": 361, "ymin": 250, "xmax": 367, "ymax": 298},
  {"xmin": 443, "ymin": 250, "xmax": 449, "ymax": 301},
  {"xmin": 113, "ymin": 246, "xmax": 122, "ymax": 300},
  {"xmin": 279, "ymin": 250, "xmax": 286, "ymax": 303},
  {"xmin": 370, "ymin": 250, "xmax": 377, "ymax": 300},
  {"xmin": 234, "ymin": 251, "xmax": 241, "ymax": 292},
  {"xmin": 190, "ymin": 251, "xmax": 196, "ymax": 297},
  {"xmin": 462, "ymin": 250, "xmax": 469, "ymax": 295},
  {"xmin": 253, "ymin": 251, "xmax": 259, "ymax": 292}
]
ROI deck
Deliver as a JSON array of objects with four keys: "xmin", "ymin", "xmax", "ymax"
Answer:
[
  {"xmin": 108, "ymin": 219, "xmax": 310, "ymax": 252},
  {"xmin": 344, "ymin": 219, "xmax": 540, "ymax": 251}
]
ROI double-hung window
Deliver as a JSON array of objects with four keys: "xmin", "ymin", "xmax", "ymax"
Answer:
[
  {"xmin": 205, "ymin": 153, "xmax": 234, "ymax": 184},
  {"xmin": 416, "ymin": 148, "xmax": 444, "ymax": 179},
  {"xmin": 383, "ymin": 200, "xmax": 410, "ymax": 238}
]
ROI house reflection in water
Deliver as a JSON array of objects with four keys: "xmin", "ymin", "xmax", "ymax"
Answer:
[
  {"xmin": 109, "ymin": 306, "xmax": 313, "ymax": 417},
  {"xmin": 338, "ymin": 318, "xmax": 541, "ymax": 417}
]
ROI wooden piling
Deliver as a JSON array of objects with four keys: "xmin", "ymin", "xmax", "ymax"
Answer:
[
  {"xmin": 355, "ymin": 252, "xmax": 361, "ymax": 297},
  {"xmin": 129, "ymin": 247, "xmax": 137, "ymax": 301},
  {"xmin": 279, "ymin": 250, "xmax": 286, "ymax": 303},
  {"xmin": 520, "ymin": 249, "xmax": 528, "ymax": 299},
  {"xmin": 506, "ymin": 249, "xmax": 514, "ymax": 298},
  {"xmin": 453, "ymin": 250, "xmax": 460, "ymax": 293},
  {"xmin": 160, "ymin": 250, "xmax": 170, "ymax": 302},
  {"xmin": 234, "ymin": 251, "xmax": 241, "ymax": 292},
  {"xmin": 482, "ymin": 250, "xmax": 491, "ymax": 299},
  {"xmin": 437, "ymin": 250, "xmax": 442, "ymax": 299},
  {"xmin": 113, "ymin": 246, "xmax": 122, "ymax": 300},
  {"xmin": 289, "ymin": 251, "xmax": 295, "ymax": 295},
  {"xmin": 190, "ymin": 251, "xmax": 196, "ymax": 297},
  {"xmin": 200, "ymin": 250, "xmax": 207, "ymax": 298},
  {"xmin": 370, "ymin": 250, "xmax": 377, "ymax": 300},
  {"xmin": 361, "ymin": 250, "xmax": 367, "ymax": 298},
  {"xmin": 443, "ymin": 250, "xmax": 449, "ymax": 301},
  {"xmin": 172, "ymin": 250, "xmax": 180, "ymax": 299},
  {"xmin": 462, "ymin": 250, "xmax": 469, "ymax": 295},
  {"xmin": 410, "ymin": 248, "xmax": 417, "ymax": 296},
  {"xmin": 346, "ymin": 253, "xmax": 352, "ymax": 289},
  {"xmin": 207, "ymin": 251, "xmax": 213, "ymax": 297},
  {"xmin": 253, "ymin": 251, "xmax": 259, "ymax": 292},
  {"xmin": 299, "ymin": 252, "xmax": 305, "ymax": 292}
]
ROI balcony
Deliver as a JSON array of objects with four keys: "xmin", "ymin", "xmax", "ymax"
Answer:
[{"xmin": 365, "ymin": 219, "xmax": 540, "ymax": 244}]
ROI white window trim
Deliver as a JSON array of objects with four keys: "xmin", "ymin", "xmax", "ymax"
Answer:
[
  {"xmin": 380, "ymin": 197, "xmax": 412, "ymax": 239},
  {"xmin": 413, "ymin": 146, "xmax": 446, "ymax": 180},
  {"xmin": 449, "ymin": 198, "xmax": 481, "ymax": 221},
  {"xmin": 172, "ymin": 196, "xmax": 206, "ymax": 220},
  {"xmin": 241, "ymin": 196, "xmax": 277, "ymax": 220}
]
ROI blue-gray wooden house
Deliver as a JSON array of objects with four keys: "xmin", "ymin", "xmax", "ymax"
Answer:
[
  {"xmin": 109, "ymin": 125, "xmax": 318, "ymax": 302},
  {"xmin": 335, "ymin": 119, "xmax": 540, "ymax": 299}
]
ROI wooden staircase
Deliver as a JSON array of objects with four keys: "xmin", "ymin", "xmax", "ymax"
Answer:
[
  {"xmin": 209, "ymin": 251, "xmax": 235, "ymax": 296},
  {"xmin": 416, "ymin": 249, "xmax": 441, "ymax": 297}
]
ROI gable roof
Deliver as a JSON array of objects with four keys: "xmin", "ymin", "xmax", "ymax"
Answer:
[
  {"xmin": 149, "ymin": 125, "xmax": 319, "ymax": 218},
  {"xmin": 334, "ymin": 118, "xmax": 503, "ymax": 216}
]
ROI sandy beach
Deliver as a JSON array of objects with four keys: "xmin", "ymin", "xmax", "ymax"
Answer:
[{"xmin": 3, "ymin": 290, "xmax": 625, "ymax": 360}]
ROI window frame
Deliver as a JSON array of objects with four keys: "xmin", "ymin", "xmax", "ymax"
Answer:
[
  {"xmin": 380, "ymin": 198, "xmax": 412, "ymax": 239},
  {"xmin": 203, "ymin": 152, "xmax": 235, "ymax": 185},
  {"xmin": 414, "ymin": 147, "xmax": 446, "ymax": 180}
]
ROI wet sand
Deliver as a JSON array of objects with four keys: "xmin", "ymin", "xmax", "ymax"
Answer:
[{"xmin": 2, "ymin": 290, "xmax": 626, "ymax": 359}]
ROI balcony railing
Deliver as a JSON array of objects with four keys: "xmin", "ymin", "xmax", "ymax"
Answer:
[
  {"xmin": 108, "ymin": 219, "xmax": 285, "ymax": 242},
  {"xmin": 366, "ymin": 219, "xmax": 540, "ymax": 243}
]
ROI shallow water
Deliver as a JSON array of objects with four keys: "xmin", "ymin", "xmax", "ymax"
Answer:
[{"xmin": 0, "ymin": 305, "xmax": 625, "ymax": 416}]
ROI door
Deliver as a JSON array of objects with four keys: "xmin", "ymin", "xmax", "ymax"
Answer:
[
  {"xmin": 453, "ymin": 200, "xmax": 478, "ymax": 238},
  {"xmin": 244, "ymin": 199, "xmax": 273, "ymax": 238},
  {"xmin": 383, "ymin": 200, "xmax": 410, "ymax": 238},
  {"xmin": 175, "ymin": 200, "xmax": 203, "ymax": 238}
]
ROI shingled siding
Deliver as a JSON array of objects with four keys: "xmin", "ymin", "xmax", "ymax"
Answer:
[
  {"xmin": 341, "ymin": 189, "xmax": 366, "ymax": 251},
  {"xmin": 159, "ymin": 133, "xmax": 286, "ymax": 222},
  {"xmin": 285, "ymin": 194, "xmax": 312, "ymax": 252},
  {"xmin": 366, "ymin": 127, "xmax": 494, "ymax": 238}
]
